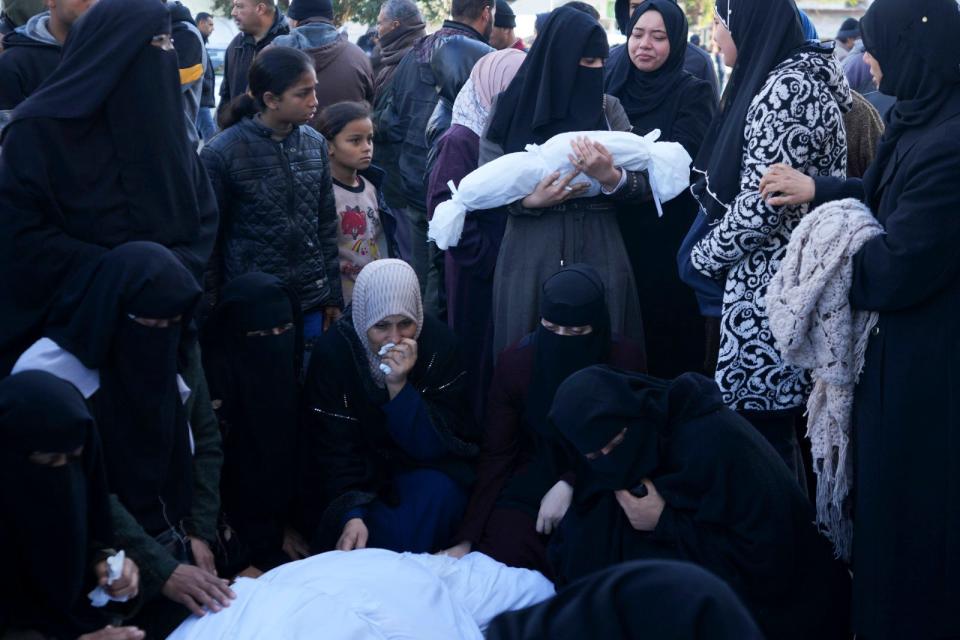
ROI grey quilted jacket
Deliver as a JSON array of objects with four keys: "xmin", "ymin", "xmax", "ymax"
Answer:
[{"xmin": 201, "ymin": 116, "xmax": 343, "ymax": 312}]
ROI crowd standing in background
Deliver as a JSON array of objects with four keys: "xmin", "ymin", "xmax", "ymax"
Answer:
[{"xmin": 0, "ymin": 0, "xmax": 958, "ymax": 638}]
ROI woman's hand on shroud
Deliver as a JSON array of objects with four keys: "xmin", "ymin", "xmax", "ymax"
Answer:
[
  {"xmin": 438, "ymin": 541, "xmax": 472, "ymax": 558},
  {"xmin": 161, "ymin": 563, "xmax": 236, "ymax": 617},
  {"xmin": 568, "ymin": 136, "xmax": 622, "ymax": 191},
  {"xmin": 78, "ymin": 625, "xmax": 145, "ymax": 640},
  {"xmin": 336, "ymin": 518, "xmax": 369, "ymax": 552},
  {"xmin": 521, "ymin": 169, "xmax": 590, "ymax": 208},
  {"xmin": 615, "ymin": 479, "xmax": 665, "ymax": 532},
  {"xmin": 283, "ymin": 526, "xmax": 311, "ymax": 560}
]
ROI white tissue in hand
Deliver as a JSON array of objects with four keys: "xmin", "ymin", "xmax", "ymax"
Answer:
[
  {"xmin": 88, "ymin": 550, "xmax": 130, "ymax": 607},
  {"xmin": 378, "ymin": 342, "xmax": 396, "ymax": 357},
  {"xmin": 379, "ymin": 363, "xmax": 393, "ymax": 375},
  {"xmin": 427, "ymin": 129, "xmax": 693, "ymax": 250}
]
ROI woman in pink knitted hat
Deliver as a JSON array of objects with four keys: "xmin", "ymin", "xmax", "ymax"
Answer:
[{"xmin": 297, "ymin": 259, "xmax": 480, "ymax": 554}]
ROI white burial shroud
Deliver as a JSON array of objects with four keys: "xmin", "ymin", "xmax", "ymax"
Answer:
[
  {"xmin": 166, "ymin": 549, "xmax": 555, "ymax": 639},
  {"xmin": 427, "ymin": 129, "xmax": 693, "ymax": 250}
]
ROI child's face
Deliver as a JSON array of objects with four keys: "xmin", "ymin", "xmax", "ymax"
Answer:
[
  {"xmin": 271, "ymin": 69, "xmax": 318, "ymax": 126},
  {"xmin": 330, "ymin": 118, "xmax": 375, "ymax": 171}
]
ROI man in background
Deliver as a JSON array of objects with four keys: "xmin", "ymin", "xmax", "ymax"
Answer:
[
  {"xmin": 195, "ymin": 11, "xmax": 217, "ymax": 141},
  {"xmin": 0, "ymin": 0, "xmax": 92, "ymax": 108},
  {"xmin": 489, "ymin": 0, "xmax": 523, "ymax": 51},
  {"xmin": 219, "ymin": 0, "xmax": 288, "ymax": 119},
  {"xmin": 271, "ymin": 0, "xmax": 374, "ymax": 118}
]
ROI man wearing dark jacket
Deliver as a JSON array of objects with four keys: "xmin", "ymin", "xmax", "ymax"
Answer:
[
  {"xmin": 196, "ymin": 12, "xmax": 217, "ymax": 141},
  {"xmin": 272, "ymin": 0, "xmax": 374, "ymax": 123},
  {"xmin": 218, "ymin": 0, "xmax": 288, "ymax": 120},
  {"xmin": 0, "ymin": 0, "xmax": 92, "ymax": 109},
  {"xmin": 378, "ymin": 0, "xmax": 494, "ymax": 314}
]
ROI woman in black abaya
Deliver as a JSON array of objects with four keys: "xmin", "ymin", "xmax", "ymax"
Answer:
[
  {"xmin": 605, "ymin": 0, "xmax": 716, "ymax": 377},
  {"xmin": 0, "ymin": 0, "xmax": 218, "ymax": 373},
  {"xmin": 757, "ymin": 1, "xmax": 960, "ymax": 635},
  {"xmin": 443, "ymin": 265, "xmax": 646, "ymax": 575},
  {"xmin": 0, "ymin": 371, "xmax": 141, "ymax": 639},
  {"xmin": 11, "ymin": 242, "xmax": 236, "ymax": 631},
  {"xmin": 549, "ymin": 366, "xmax": 851, "ymax": 640},
  {"xmin": 483, "ymin": 6, "xmax": 649, "ymax": 359},
  {"xmin": 201, "ymin": 273, "xmax": 307, "ymax": 575}
]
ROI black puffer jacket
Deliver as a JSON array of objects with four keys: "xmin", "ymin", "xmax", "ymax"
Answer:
[{"xmin": 200, "ymin": 116, "xmax": 343, "ymax": 312}]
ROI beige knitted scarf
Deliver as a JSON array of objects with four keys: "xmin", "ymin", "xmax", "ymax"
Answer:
[{"xmin": 767, "ymin": 198, "xmax": 883, "ymax": 561}]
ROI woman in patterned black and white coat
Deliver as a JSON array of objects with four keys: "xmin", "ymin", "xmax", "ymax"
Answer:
[{"xmin": 677, "ymin": 0, "xmax": 851, "ymax": 486}]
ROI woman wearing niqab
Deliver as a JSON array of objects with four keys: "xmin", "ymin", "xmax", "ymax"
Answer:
[
  {"xmin": 0, "ymin": 0, "xmax": 218, "ymax": 373},
  {"xmin": 201, "ymin": 272, "xmax": 303, "ymax": 573},
  {"xmin": 482, "ymin": 6, "xmax": 649, "ymax": 358},
  {"xmin": 549, "ymin": 366, "xmax": 851, "ymax": 640},
  {"xmin": 0, "ymin": 371, "xmax": 120, "ymax": 637}
]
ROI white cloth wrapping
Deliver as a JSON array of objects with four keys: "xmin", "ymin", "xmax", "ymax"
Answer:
[
  {"xmin": 427, "ymin": 129, "xmax": 693, "ymax": 250},
  {"xmin": 166, "ymin": 550, "xmax": 555, "ymax": 639},
  {"xmin": 766, "ymin": 198, "xmax": 884, "ymax": 561}
]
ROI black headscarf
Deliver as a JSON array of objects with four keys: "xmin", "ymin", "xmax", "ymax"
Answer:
[
  {"xmin": 548, "ymin": 366, "xmax": 853, "ymax": 639},
  {"xmin": 691, "ymin": 0, "xmax": 805, "ymax": 221},
  {"xmin": 486, "ymin": 6, "xmax": 609, "ymax": 153},
  {"xmin": 0, "ymin": 370, "xmax": 113, "ymax": 636},
  {"xmin": 549, "ymin": 365, "xmax": 678, "ymax": 492},
  {"xmin": 860, "ymin": 0, "xmax": 960, "ymax": 201},
  {"xmin": 46, "ymin": 242, "xmax": 202, "ymax": 534},
  {"xmin": 487, "ymin": 559, "xmax": 765, "ymax": 640},
  {"xmin": 201, "ymin": 272, "xmax": 301, "ymax": 571},
  {"xmin": 605, "ymin": 0, "xmax": 691, "ymax": 120},
  {"xmin": 525, "ymin": 265, "xmax": 611, "ymax": 440},
  {"xmin": 5, "ymin": 0, "xmax": 206, "ymax": 266}
]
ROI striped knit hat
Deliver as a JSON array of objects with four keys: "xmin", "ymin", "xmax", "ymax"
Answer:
[{"xmin": 351, "ymin": 259, "xmax": 423, "ymax": 380}]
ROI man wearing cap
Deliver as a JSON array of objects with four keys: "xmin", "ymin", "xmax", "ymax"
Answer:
[
  {"xmin": 834, "ymin": 17, "xmax": 859, "ymax": 62},
  {"xmin": 271, "ymin": 0, "xmax": 374, "ymax": 120},
  {"xmin": 489, "ymin": 0, "xmax": 523, "ymax": 51}
]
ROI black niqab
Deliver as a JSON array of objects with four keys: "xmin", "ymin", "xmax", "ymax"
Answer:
[
  {"xmin": 860, "ymin": 0, "xmax": 960, "ymax": 202},
  {"xmin": 4, "ymin": 0, "xmax": 207, "ymax": 271},
  {"xmin": 201, "ymin": 272, "xmax": 301, "ymax": 571},
  {"xmin": 486, "ymin": 6, "xmax": 609, "ymax": 153},
  {"xmin": 605, "ymin": 0, "xmax": 691, "ymax": 121},
  {"xmin": 0, "ymin": 371, "xmax": 113, "ymax": 636},
  {"xmin": 487, "ymin": 559, "xmax": 765, "ymax": 640},
  {"xmin": 47, "ymin": 242, "xmax": 201, "ymax": 534},
  {"xmin": 691, "ymin": 0, "xmax": 805, "ymax": 221},
  {"xmin": 525, "ymin": 265, "xmax": 611, "ymax": 441}
]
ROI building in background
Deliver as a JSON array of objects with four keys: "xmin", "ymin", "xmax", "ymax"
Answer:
[{"xmin": 798, "ymin": 0, "xmax": 869, "ymax": 40}]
